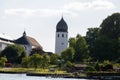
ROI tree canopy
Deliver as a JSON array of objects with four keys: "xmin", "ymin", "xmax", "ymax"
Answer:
[
  {"xmin": 100, "ymin": 13, "xmax": 120, "ymax": 39},
  {"xmin": 61, "ymin": 47, "xmax": 75, "ymax": 62},
  {"xmin": 0, "ymin": 44, "xmax": 27, "ymax": 64},
  {"xmin": 86, "ymin": 13, "xmax": 120, "ymax": 61},
  {"xmin": 69, "ymin": 34, "xmax": 89, "ymax": 62}
]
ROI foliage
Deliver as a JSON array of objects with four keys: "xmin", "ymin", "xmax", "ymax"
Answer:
[
  {"xmin": 86, "ymin": 28, "xmax": 100, "ymax": 59},
  {"xmin": 29, "ymin": 53, "xmax": 42, "ymax": 70},
  {"xmin": 41, "ymin": 54, "xmax": 50, "ymax": 69},
  {"xmin": 101, "ymin": 64, "xmax": 113, "ymax": 71},
  {"xmin": 92, "ymin": 36, "xmax": 119, "ymax": 61},
  {"xmin": 0, "ymin": 56, "xmax": 7, "ymax": 67},
  {"xmin": 30, "ymin": 48, "xmax": 44, "ymax": 56},
  {"xmin": 69, "ymin": 34, "xmax": 89, "ymax": 62},
  {"xmin": 100, "ymin": 13, "xmax": 120, "ymax": 39},
  {"xmin": 22, "ymin": 53, "xmax": 50, "ymax": 70},
  {"xmin": 21, "ymin": 57, "xmax": 30, "ymax": 68},
  {"xmin": 94, "ymin": 62, "xmax": 100, "ymax": 71},
  {"xmin": 69, "ymin": 38, "xmax": 76, "ymax": 49},
  {"xmin": 61, "ymin": 47, "xmax": 75, "ymax": 62},
  {"xmin": 86, "ymin": 13, "xmax": 120, "ymax": 61},
  {"xmin": 94, "ymin": 60, "xmax": 113, "ymax": 71},
  {"xmin": 64, "ymin": 61, "xmax": 74, "ymax": 72},
  {"xmin": 0, "ymin": 44, "xmax": 27, "ymax": 64},
  {"xmin": 50, "ymin": 54, "xmax": 59, "ymax": 65},
  {"xmin": 85, "ymin": 65, "xmax": 96, "ymax": 71}
]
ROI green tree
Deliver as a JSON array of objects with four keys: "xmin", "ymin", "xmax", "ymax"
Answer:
[
  {"xmin": 69, "ymin": 38, "xmax": 76, "ymax": 49},
  {"xmin": 0, "ymin": 44, "xmax": 27, "ymax": 64},
  {"xmin": 93, "ymin": 36, "xmax": 118, "ymax": 61},
  {"xmin": 61, "ymin": 47, "xmax": 75, "ymax": 62},
  {"xmin": 93, "ymin": 13, "xmax": 120, "ymax": 61},
  {"xmin": 100, "ymin": 13, "xmax": 120, "ymax": 39},
  {"xmin": 21, "ymin": 57, "xmax": 30, "ymax": 68},
  {"xmin": 74, "ymin": 34, "xmax": 89, "ymax": 62},
  {"xmin": 50, "ymin": 54, "xmax": 59, "ymax": 65},
  {"xmin": 41, "ymin": 54, "xmax": 50, "ymax": 69},
  {"xmin": 29, "ymin": 53, "xmax": 42, "ymax": 70},
  {"xmin": 0, "ymin": 57, "xmax": 7, "ymax": 67},
  {"xmin": 86, "ymin": 28, "xmax": 99, "ymax": 56}
]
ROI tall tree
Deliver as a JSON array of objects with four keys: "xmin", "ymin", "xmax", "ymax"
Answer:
[
  {"xmin": 69, "ymin": 34, "xmax": 89, "ymax": 62},
  {"xmin": 86, "ymin": 28, "xmax": 100, "ymax": 59},
  {"xmin": 93, "ymin": 13, "xmax": 120, "ymax": 61},
  {"xmin": 100, "ymin": 13, "xmax": 120, "ymax": 39},
  {"xmin": 75, "ymin": 34, "xmax": 89, "ymax": 62},
  {"xmin": 69, "ymin": 38, "xmax": 76, "ymax": 49}
]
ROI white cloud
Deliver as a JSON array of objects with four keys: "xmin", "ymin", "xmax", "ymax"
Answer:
[
  {"xmin": 4, "ymin": 0, "xmax": 115, "ymax": 18},
  {"xmin": 5, "ymin": 8, "xmax": 77, "ymax": 17},
  {"xmin": 64, "ymin": 0, "xmax": 116, "ymax": 11}
]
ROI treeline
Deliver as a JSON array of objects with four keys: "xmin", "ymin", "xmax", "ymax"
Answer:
[
  {"xmin": 0, "ymin": 44, "xmax": 54, "ymax": 69},
  {"xmin": 0, "ymin": 13, "xmax": 120, "ymax": 70},
  {"xmin": 62, "ymin": 13, "xmax": 120, "ymax": 63}
]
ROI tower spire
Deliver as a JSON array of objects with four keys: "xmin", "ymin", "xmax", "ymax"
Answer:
[
  {"xmin": 23, "ymin": 31, "xmax": 26, "ymax": 36},
  {"xmin": 55, "ymin": 17, "xmax": 68, "ymax": 55}
]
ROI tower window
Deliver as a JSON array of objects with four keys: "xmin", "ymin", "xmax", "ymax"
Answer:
[
  {"xmin": 58, "ymin": 34, "xmax": 59, "ymax": 37},
  {"xmin": 62, "ymin": 34, "xmax": 64, "ymax": 37}
]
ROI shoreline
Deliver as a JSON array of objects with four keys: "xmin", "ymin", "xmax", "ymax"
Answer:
[
  {"xmin": 0, "ymin": 71, "xmax": 92, "ymax": 79},
  {"xmin": 0, "ymin": 70, "xmax": 120, "ymax": 79}
]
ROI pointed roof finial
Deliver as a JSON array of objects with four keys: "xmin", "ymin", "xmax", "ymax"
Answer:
[
  {"xmin": 61, "ymin": 13, "xmax": 64, "ymax": 19},
  {"xmin": 23, "ymin": 31, "xmax": 26, "ymax": 36}
]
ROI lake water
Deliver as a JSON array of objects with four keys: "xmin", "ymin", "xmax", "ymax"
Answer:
[{"xmin": 0, "ymin": 73, "xmax": 87, "ymax": 80}]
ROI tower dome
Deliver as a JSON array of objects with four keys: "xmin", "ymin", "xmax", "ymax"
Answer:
[{"xmin": 56, "ymin": 17, "xmax": 68, "ymax": 32}]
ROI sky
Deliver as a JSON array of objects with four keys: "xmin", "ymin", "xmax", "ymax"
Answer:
[{"xmin": 0, "ymin": 0, "xmax": 120, "ymax": 52}]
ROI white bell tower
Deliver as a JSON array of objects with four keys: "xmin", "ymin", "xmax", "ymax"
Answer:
[{"xmin": 55, "ymin": 17, "xmax": 68, "ymax": 55}]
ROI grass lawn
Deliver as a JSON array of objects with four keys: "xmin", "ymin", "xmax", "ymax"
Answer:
[{"xmin": 0, "ymin": 67, "xmax": 68, "ymax": 74}]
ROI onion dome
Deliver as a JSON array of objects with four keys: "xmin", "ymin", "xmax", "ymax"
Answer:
[{"xmin": 56, "ymin": 17, "xmax": 68, "ymax": 32}]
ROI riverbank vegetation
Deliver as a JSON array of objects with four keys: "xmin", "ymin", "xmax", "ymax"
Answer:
[{"xmin": 0, "ymin": 13, "xmax": 120, "ymax": 77}]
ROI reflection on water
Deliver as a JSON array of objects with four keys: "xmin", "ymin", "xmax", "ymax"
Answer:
[{"xmin": 0, "ymin": 73, "xmax": 86, "ymax": 80}]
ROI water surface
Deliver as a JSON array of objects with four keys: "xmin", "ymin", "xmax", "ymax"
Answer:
[{"xmin": 0, "ymin": 73, "xmax": 87, "ymax": 80}]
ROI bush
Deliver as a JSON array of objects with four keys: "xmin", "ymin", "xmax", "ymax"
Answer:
[
  {"xmin": 65, "ymin": 61, "xmax": 74, "ymax": 72},
  {"xmin": 85, "ymin": 66, "xmax": 96, "ymax": 71},
  {"xmin": 101, "ymin": 64, "xmax": 113, "ymax": 71}
]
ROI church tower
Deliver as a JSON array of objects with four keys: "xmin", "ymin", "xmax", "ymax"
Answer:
[{"xmin": 55, "ymin": 17, "xmax": 68, "ymax": 55}]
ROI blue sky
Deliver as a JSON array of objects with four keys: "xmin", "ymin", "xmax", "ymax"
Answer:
[{"xmin": 0, "ymin": 0, "xmax": 119, "ymax": 52}]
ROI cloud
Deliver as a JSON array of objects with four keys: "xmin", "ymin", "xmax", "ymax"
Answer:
[
  {"xmin": 5, "ymin": 8, "xmax": 77, "ymax": 17},
  {"xmin": 64, "ymin": 0, "xmax": 116, "ymax": 11},
  {"xmin": 4, "ymin": 0, "xmax": 115, "ymax": 18}
]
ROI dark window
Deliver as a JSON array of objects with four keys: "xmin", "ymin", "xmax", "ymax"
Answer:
[
  {"xmin": 62, "ymin": 34, "xmax": 64, "ymax": 37},
  {"xmin": 58, "ymin": 34, "xmax": 59, "ymax": 37}
]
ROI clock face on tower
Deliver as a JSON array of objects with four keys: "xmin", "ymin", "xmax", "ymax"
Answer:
[{"xmin": 61, "ymin": 42, "xmax": 64, "ymax": 45}]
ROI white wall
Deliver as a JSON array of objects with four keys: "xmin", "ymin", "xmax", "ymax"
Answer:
[
  {"xmin": 23, "ymin": 44, "xmax": 32, "ymax": 56},
  {"xmin": 0, "ymin": 43, "xmax": 8, "ymax": 51},
  {"xmin": 55, "ymin": 32, "xmax": 68, "ymax": 55}
]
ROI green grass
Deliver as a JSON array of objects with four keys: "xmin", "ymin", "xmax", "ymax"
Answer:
[{"xmin": 0, "ymin": 68, "xmax": 67, "ymax": 74}]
